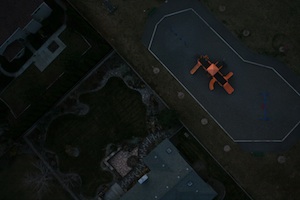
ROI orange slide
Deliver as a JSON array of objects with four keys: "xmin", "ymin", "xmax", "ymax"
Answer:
[
  {"xmin": 189, "ymin": 55, "xmax": 234, "ymax": 94},
  {"xmin": 190, "ymin": 59, "xmax": 201, "ymax": 75}
]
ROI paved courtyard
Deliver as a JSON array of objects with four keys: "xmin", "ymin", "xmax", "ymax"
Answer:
[{"xmin": 143, "ymin": 0, "xmax": 300, "ymax": 151}]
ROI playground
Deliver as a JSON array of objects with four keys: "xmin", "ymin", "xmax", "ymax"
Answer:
[
  {"xmin": 142, "ymin": 0, "xmax": 300, "ymax": 149},
  {"xmin": 67, "ymin": 0, "xmax": 300, "ymax": 198}
]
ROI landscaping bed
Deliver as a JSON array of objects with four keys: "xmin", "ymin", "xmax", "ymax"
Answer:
[
  {"xmin": 24, "ymin": 53, "xmax": 170, "ymax": 198},
  {"xmin": 44, "ymin": 77, "xmax": 147, "ymax": 196}
]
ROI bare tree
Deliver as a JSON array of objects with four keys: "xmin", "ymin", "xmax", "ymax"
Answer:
[
  {"xmin": 61, "ymin": 173, "xmax": 81, "ymax": 190},
  {"xmin": 23, "ymin": 160, "xmax": 54, "ymax": 200}
]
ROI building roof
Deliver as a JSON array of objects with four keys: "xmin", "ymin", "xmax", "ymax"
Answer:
[
  {"xmin": 121, "ymin": 139, "xmax": 217, "ymax": 200},
  {"xmin": 0, "ymin": 0, "xmax": 43, "ymax": 45}
]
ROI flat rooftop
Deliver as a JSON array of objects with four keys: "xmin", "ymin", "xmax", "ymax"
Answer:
[
  {"xmin": 143, "ymin": 0, "xmax": 300, "ymax": 151},
  {"xmin": 121, "ymin": 139, "xmax": 217, "ymax": 200}
]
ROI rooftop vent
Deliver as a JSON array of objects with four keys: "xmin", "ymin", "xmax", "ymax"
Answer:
[
  {"xmin": 187, "ymin": 181, "xmax": 193, "ymax": 187},
  {"xmin": 166, "ymin": 147, "xmax": 172, "ymax": 154},
  {"xmin": 138, "ymin": 174, "xmax": 149, "ymax": 184}
]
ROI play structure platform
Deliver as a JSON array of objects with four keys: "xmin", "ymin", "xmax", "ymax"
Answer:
[
  {"xmin": 142, "ymin": 0, "xmax": 300, "ymax": 151},
  {"xmin": 190, "ymin": 55, "xmax": 234, "ymax": 94}
]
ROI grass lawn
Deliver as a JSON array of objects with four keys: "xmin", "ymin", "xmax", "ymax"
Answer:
[
  {"xmin": 45, "ymin": 77, "xmax": 147, "ymax": 197},
  {"xmin": 0, "ymin": 154, "xmax": 71, "ymax": 200},
  {"xmin": 201, "ymin": 0, "xmax": 300, "ymax": 74},
  {"xmin": 171, "ymin": 127, "xmax": 251, "ymax": 200},
  {"xmin": 0, "ymin": 27, "xmax": 89, "ymax": 117}
]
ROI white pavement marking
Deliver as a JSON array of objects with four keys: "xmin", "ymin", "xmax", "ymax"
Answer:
[
  {"xmin": 46, "ymin": 72, "xmax": 65, "ymax": 90},
  {"xmin": 0, "ymin": 97, "xmax": 17, "ymax": 119},
  {"xmin": 149, "ymin": 8, "xmax": 191, "ymax": 48},
  {"xmin": 77, "ymin": 32, "xmax": 92, "ymax": 56},
  {"xmin": 148, "ymin": 8, "xmax": 300, "ymax": 143},
  {"xmin": 282, "ymin": 120, "xmax": 300, "ymax": 141},
  {"xmin": 16, "ymin": 104, "xmax": 31, "ymax": 118}
]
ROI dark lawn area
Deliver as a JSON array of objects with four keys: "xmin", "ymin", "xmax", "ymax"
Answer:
[
  {"xmin": 171, "ymin": 127, "xmax": 251, "ymax": 200},
  {"xmin": 1, "ymin": 47, "xmax": 33, "ymax": 73},
  {"xmin": 1, "ymin": 27, "xmax": 89, "ymax": 118},
  {"xmin": 45, "ymin": 77, "xmax": 147, "ymax": 197},
  {"xmin": 0, "ymin": 73, "xmax": 13, "ymax": 92},
  {"xmin": 1, "ymin": 4, "xmax": 112, "ymax": 139}
]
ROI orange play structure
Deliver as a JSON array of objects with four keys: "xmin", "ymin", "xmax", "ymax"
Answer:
[{"xmin": 190, "ymin": 55, "xmax": 234, "ymax": 94}]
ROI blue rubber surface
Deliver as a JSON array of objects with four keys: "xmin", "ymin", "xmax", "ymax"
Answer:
[{"xmin": 143, "ymin": 0, "xmax": 300, "ymax": 151}]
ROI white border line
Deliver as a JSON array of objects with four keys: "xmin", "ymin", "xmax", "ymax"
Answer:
[
  {"xmin": 0, "ymin": 97, "xmax": 17, "ymax": 119},
  {"xmin": 46, "ymin": 72, "xmax": 65, "ymax": 90},
  {"xmin": 148, "ymin": 8, "xmax": 300, "ymax": 143}
]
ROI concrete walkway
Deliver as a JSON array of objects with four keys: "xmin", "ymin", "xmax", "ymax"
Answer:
[{"xmin": 0, "ymin": 25, "xmax": 66, "ymax": 77}]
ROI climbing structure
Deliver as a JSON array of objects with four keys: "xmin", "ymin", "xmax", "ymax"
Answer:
[{"xmin": 190, "ymin": 55, "xmax": 234, "ymax": 94}]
